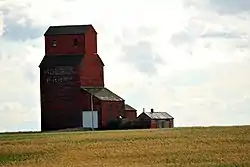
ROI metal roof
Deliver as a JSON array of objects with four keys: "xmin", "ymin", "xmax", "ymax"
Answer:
[
  {"xmin": 144, "ymin": 112, "xmax": 173, "ymax": 120},
  {"xmin": 125, "ymin": 104, "xmax": 136, "ymax": 111},
  {"xmin": 44, "ymin": 24, "xmax": 94, "ymax": 36},
  {"xmin": 39, "ymin": 54, "xmax": 84, "ymax": 68},
  {"xmin": 81, "ymin": 87, "xmax": 124, "ymax": 101}
]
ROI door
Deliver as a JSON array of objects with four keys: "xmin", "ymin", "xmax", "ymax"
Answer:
[{"xmin": 82, "ymin": 111, "xmax": 98, "ymax": 129}]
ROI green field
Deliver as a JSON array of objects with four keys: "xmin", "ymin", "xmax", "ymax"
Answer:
[{"xmin": 0, "ymin": 126, "xmax": 249, "ymax": 167}]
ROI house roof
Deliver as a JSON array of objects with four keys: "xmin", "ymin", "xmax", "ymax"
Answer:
[
  {"xmin": 81, "ymin": 87, "xmax": 124, "ymax": 101},
  {"xmin": 44, "ymin": 24, "xmax": 95, "ymax": 36},
  {"xmin": 39, "ymin": 54, "xmax": 84, "ymax": 68},
  {"xmin": 144, "ymin": 112, "xmax": 173, "ymax": 120},
  {"xmin": 125, "ymin": 104, "xmax": 137, "ymax": 111}
]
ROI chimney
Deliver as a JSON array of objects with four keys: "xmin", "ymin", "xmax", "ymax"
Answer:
[
  {"xmin": 143, "ymin": 108, "xmax": 145, "ymax": 113},
  {"xmin": 150, "ymin": 108, "xmax": 154, "ymax": 113}
]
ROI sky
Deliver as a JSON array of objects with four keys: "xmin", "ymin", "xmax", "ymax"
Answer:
[{"xmin": 0, "ymin": 0, "xmax": 250, "ymax": 132}]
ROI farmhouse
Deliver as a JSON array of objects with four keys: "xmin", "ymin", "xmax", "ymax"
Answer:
[
  {"xmin": 39, "ymin": 24, "xmax": 137, "ymax": 131},
  {"xmin": 137, "ymin": 109, "xmax": 174, "ymax": 128}
]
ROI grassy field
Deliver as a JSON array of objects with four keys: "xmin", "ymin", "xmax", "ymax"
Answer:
[{"xmin": 0, "ymin": 126, "xmax": 249, "ymax": 167}]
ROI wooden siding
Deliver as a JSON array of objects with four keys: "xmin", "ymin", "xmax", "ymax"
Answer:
[
  {"xmin": 101, "ymin": 101, "xmax": 125, "ymax": 128},
  {"xmin": 137, "ymin": 113, "xmax": 153, "ymax": 129},
  {"xmin": 169, "ymin": 119, "xmax": 174, "ymax": 128},
  {"xmin": 44, "ymin": 25, "xmax": 97, "ymax": 56},
  {"xmin": 44, "ymin": 25, "xmax": 104, "ymax": 87},
  {"xmin": 77, "ymin": 26, "xmax": 104, "ymax": 87},
  {"xmin": 79, "ymin": 90, "xmax": 127, "ymax": 129},
  {"xmin": 40, "ymin": 66, "xmax": 82, "ymax": 131},
  {"xmin": 77, "ymin": 54, "xmax": 104, "ymax": 87},
  {"xmin": 45, "ymin": 35, "xmax": 85, "ymax": 55},
  {"xmin": 151, "ymin": 119, "xmax": 174, "ymax": 128},
  {"xmin": 85, "ymin": 26, "xmax": 97, "ymax": 55},
  {"xmin": 124, "ymin": 110, "xmax": 137, "ymax": 120}
]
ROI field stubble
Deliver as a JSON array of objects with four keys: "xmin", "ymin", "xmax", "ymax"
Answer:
[{"xmin": 0, "ymin": 126, "xmax": 249, "ymax": 167}]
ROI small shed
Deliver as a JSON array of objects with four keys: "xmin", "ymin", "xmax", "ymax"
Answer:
[
  {"xmin": 137, "ymin": 109, "xmax": 174, "ymax": 128},
  {"xmin": 124, "ymin": 104, "xmax": 137, "ymax": 120}
]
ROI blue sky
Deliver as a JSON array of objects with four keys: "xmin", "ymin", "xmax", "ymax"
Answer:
[{"xmin": 0, "ymin": 0, "xmax": 250, "ymax": 132}]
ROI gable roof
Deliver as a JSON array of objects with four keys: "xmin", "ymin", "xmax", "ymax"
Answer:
[
  {"xmin": 39, "ymin": 54, "xmax": 84, "ymax": 68},
  {"xmin": 81, "ymin": 87, "xmax": 124, "ymax": 101},
  {"xmin": 44, "ymin": 24, "xmax": 96, "ymax": 36},
  {"xmin": 143, "ymin": 112, "xmax": 173, "ymax": 120},
  {"xmin": 125, "ymin": 104, "xmax": 137, "ymax": 111}
]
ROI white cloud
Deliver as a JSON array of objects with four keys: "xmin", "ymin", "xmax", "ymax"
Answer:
[
  {"xmin": 0, "ymin": 101, "xmax": 40, "ymax": 132},
  {"xmin": 0, "ymin": 35, "xmax": 42, "ymax": 132},
  {"xmin": 0, "ymin": 0, "xmax": 250, "ymax": 132},
  {"xmin": 0, "ymin": 11, "xmax": 3, "ymax": 36}
]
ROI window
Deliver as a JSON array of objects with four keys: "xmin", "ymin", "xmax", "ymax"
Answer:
[
  {"xmin": 73, "ymin": 38, "xmax": 79, "ymax": 47},
  {"xmin": 52, "ymin": 40, "xmax": 57, "ymax": 47}
]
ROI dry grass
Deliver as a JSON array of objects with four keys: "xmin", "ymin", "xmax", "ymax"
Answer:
[{"xmin": 0, "ymin": 126, "xmax": 249, "ymax": 167}]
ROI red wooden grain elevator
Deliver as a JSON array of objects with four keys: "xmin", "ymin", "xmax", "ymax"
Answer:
[{"xmin": 39, "ymin": 25, "xmax": 137, "ymax": 131}]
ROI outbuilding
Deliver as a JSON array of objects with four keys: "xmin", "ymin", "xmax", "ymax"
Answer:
[
  {"xmin": 137, "ymin": 109, "xmax": 174, "ymax": 128},
  {"xmin": 124, "ymin": 104, "xmax": 137, "ymax": 120}
]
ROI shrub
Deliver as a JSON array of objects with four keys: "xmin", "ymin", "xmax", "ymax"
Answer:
[
  {"xmin": 106, "ymin": 118, "xmax": 150, "ymax": 130},
  {"xmin": 106, "ymin": 119, "xmax": 122, "ymax": 130}
]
